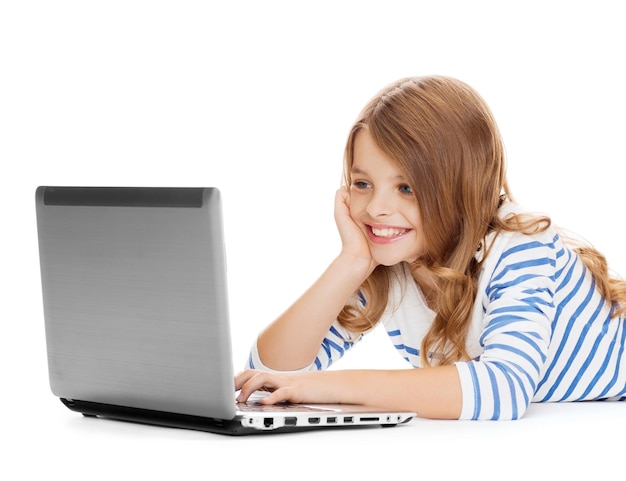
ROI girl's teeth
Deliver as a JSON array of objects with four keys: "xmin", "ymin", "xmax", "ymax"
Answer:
[{"xmin": 372, "ymin": 227, "xmax": 406, "ymax": 238}]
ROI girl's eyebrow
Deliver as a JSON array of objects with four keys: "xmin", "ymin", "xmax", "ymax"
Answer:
[{"xmin": 350, "ymin": 166, "xmax": 406, "ymax": 181}]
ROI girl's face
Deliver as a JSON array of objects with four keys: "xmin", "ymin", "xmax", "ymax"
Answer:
[{"xmin": 349, "ymin": 130, "xmax": 426, "ymax": 266}]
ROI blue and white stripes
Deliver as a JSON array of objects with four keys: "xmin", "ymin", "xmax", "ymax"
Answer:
[
  {"xmin": 459, "ymin": 229, "xmax": 625, "ymax": 419},
  {"xmin": 457, "ymin": 235, "xmax": 557, "ymax": 419},
  {"xmin": 387, "ymin": 329, "xmax": 420, "ymax": 365}
]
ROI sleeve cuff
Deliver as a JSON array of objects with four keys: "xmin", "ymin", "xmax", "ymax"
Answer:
[{"xmin": 454, "ymin": 361, "xmax": 478, "ymax": 420}]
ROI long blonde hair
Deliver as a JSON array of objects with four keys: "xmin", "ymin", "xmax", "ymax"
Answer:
[{"xmin": 337, "ymin": 76, "xmax": 626, "ymax": 366}]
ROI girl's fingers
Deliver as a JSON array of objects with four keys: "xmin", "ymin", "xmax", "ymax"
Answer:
[
  {"xmin": 234, "ymin": 370, "xmax": 265, "ymax": 401},
  {"xmin": 260, "ymin": 387, "xmax": 293, "ymax": 405},
  {"xmin": 235, "ymin": 370, "xmax": 285, "ymax": 403},
  {"xmin": 234, "ymin": 369, "xmax": 258, "ymax": 390}
]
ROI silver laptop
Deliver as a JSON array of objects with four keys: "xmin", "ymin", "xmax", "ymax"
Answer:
[{"xmin": 35, "ymin": 186, "xmax": 415, "ymax": 435}]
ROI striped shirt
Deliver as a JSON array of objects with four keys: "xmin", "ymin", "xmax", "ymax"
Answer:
[{"xmin": 248, "ymin": 208, "xmax": 626, "ymax": 420}]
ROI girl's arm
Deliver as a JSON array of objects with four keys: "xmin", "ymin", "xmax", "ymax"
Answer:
[
  {"xmin": 241, "ymin": 231, "xmax": 560, "ymax": 420},
  {"xmin": 235, "ymin": 365, "xmax": 463, "ymax": 419},
  {"xmin": 255, "ymin": 187, "xmax": 377, "ymax": 370},
  {"xmin": 256, "ymin": 255, "xmax": 370, "ymax": 370}
]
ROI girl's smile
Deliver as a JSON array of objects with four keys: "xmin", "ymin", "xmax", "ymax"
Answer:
[{"xmin": 366, "ymin": 223, "xmax": 413, "ymax": 244}]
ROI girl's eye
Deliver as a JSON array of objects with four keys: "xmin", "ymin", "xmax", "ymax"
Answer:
[
  {"xmin": 399, "ymin": 184, "xmax": 413, "ymax": 195},
  {"xmin": 352, "ymin": 180, "xmax": 371, "ymax": 190}
]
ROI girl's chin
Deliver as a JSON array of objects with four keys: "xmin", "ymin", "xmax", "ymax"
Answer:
[
  {"xmin": 371, "ymin": 254, "xmax": 416, "ymax": 267},
  {"xmin": 370, "ymin": 245, "xmax": 421, "ymax": 267}
]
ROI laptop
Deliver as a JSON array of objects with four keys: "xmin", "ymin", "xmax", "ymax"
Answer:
[{"xmin": 35, "ymin": 186, "xmax": 415, "ymax": 435}]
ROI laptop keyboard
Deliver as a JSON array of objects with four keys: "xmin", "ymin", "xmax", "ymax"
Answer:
[{"xmin": 237, "ymin": 401, "xmax": 339, "ymax": 413}]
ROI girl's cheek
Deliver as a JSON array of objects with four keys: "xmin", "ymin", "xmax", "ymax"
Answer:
[{"xmin": 347, "ymin": 201, "xmax": 360, "ymax": 220}]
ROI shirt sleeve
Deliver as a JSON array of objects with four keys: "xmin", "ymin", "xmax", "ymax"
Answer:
[{"xmin": 455, "ymin": 234, "xmax": 558, "ymax": 420}]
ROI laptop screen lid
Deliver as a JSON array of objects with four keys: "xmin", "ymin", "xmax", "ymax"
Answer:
[{"xmin": 36, "ymin": 186, "xmax": 236, "ymax": 421}]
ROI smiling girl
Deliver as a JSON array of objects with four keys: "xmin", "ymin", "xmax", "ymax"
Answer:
[{"xmin": 235, "ymin": 76, "xmax": 626, "ymax": 420}]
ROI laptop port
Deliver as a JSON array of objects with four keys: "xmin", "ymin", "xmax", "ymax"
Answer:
[
  {"xmin": 359, "ymin": 417, "xmax": 380, "ymax": 422},
  {"xmin": 263, "ymin": 417, "xmax": 273, "ymax": 428},
  {"xmin": 308, "ymin": 417, "xmax": 321, "ymax": 424},
  {"xmin": 284, "ymin": 417, "xmax": 297, "ymax": 426},
  {"xmin": 327, "ymin": 417, "xmax": 337, "ymax": 424},
  {"xmin": 343, "ymin": 416, "xmax": 354, "ymax": 423}
]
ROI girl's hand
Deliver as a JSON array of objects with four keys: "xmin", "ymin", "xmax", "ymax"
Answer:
[
  {"xmin": 334, "ymin": 187, "xmax": 377, "ymax": 274},
  {"xmin": 235, "ymin": 369, "xmax": 339, "ymax": 405}
]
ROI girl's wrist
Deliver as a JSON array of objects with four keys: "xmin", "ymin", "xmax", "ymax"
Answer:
[{"xmin": 334, "ymin": 251, "xmax": 375, "ymax": 283}]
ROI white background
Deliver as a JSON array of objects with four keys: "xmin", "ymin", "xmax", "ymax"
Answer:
[{"xmin": 2, "ymin": 1, "xmax": 625, "ymax": 479}]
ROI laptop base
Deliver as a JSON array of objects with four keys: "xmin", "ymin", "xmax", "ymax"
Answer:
[{"xmin": 60, "ymin": 398, "xmax": 405, "ymax": 436}]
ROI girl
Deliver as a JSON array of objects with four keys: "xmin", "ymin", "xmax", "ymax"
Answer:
[{"xmin": 235, "ymin": 76, "xmax": 626, "ymax": 420}]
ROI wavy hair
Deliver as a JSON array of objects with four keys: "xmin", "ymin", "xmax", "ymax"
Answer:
[{"xmin": 337, "ymin": 76, "xmax": 626, "ymax": 366}]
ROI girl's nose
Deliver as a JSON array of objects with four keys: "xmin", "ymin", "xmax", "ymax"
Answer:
[{"xmin": 366, "ymin": 190, "xmax": 393, "ymax": 218}]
